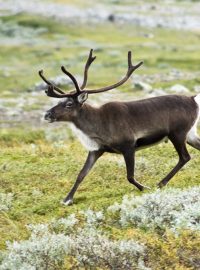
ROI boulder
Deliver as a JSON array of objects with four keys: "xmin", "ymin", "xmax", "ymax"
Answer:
[
  {"xmin": 169, "ymin": 84, "xmax": 189, "ymax": 94},
  {"xmin": 133, "ymin": 81, "xmax": 153, "ymax": 92}
]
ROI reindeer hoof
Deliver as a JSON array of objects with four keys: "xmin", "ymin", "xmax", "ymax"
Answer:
[
  {"xmin": 141, "ymin": 185, "xmax": 151, "ymax": 191},
  {"xmin": 137, "ymin": 185, "xmax": 150, "ymax": 192},
  {"xmin": 61, "ymin": 199, "xmax": 73, "ymax": 206},
  {"xmin": 157, "ymin": 182, "xmax": 165, "ymax": 189}
]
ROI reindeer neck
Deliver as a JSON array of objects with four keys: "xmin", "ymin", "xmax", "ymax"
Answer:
[{"xmin": 72, "ymin": 103, "xmax": 100, "ymax": 134}]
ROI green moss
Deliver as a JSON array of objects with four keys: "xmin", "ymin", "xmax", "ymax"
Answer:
[{"xmin": 1, "ymin": 13, "xmax": 68, "ymax": 34}]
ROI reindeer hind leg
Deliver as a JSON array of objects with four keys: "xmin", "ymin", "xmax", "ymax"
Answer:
[
  {"xmin": 122, "ymin": 145, "xmax": 150, "ymax": 191},
  {"xmin": 158, "ymin": 134, "xmax": 191, "ymax": 188}
]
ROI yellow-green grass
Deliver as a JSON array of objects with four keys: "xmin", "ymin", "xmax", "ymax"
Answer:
[{"xmin": 0, "ymin": 128, "xmax": 200, "ymax": 269}]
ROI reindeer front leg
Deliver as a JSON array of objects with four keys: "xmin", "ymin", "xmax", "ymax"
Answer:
[{"xmin": 63, "ymin": 150, "xmax": 104, "ymax": 205}]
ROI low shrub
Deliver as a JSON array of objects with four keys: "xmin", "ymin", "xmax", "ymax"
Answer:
[
  {"xmin": 0, "ymin": 213, "xmax": 149, "ymax": 270},
  {"xmin": 108, "ymin": 187, "xmax": 200, "ymax": 232},
  {"xmin": 0, "ymin": 224, "xmax": 72, "ymax": 270}
]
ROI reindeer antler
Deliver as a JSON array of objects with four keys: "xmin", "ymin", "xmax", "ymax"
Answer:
[
  {"xmin": 80, "ymin": 49, "xmax": 96, "ymax": 89},
  {"xmin": 39, "ymin": 50, "xmax": 143, "ymax": 99},
  {"xmin": 38, "ymin": 70, "xmax": 74, "ymax": 98},
  {"xmin": 61, "ymin": 66, "xmax": 81, "ymax": 94},
  {"xmin": 60, "ymin": 49, "xmax": 96, "ymax": 93},
  {"xmin": 84, "ymin": 51, "xmax": 143, "ymax": 94}
]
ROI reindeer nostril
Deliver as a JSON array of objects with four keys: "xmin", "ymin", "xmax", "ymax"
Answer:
[{"xmin": 44, "ymin": 111, "xmax": 52, "ymax": 120}]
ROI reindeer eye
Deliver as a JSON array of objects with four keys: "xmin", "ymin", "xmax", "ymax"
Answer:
[{"xmin": 65, "ymin": 101, "xmax": 73, "ymax": 108}]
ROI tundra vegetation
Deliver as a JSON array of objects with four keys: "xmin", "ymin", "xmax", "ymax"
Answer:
[{"xmin": 0, "ymin": 0, "xmax": 200, "ymax": 269}]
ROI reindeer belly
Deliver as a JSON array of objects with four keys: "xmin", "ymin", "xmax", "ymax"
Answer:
[
  {"xmin": 136, "ymin": 133, "xmax": 168, "ymax": 150},
  {"xmin": 69, "ymin": 123, "xmax": 100, "ymax": 151}
]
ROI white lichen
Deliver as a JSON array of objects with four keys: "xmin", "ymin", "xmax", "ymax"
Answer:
[{"xmin": 0, "ymin": 193, "xmax": 13, "ymax": 212}]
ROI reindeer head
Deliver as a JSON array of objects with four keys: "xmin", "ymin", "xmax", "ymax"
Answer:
[{"xmin": 39, "ymin": 49, "xmax": 143, "ymax": 123}]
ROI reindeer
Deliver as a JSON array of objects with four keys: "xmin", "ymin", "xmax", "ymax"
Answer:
[{"xmin": 39, "ymin": 49, "xmax": 200, "ymax": 205}]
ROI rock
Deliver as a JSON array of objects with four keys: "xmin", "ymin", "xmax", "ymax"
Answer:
[
  {"xmin": 1, "ymin": 0, "xmax": 200, "ymax": 31},
  {"xmin": 108, "ymin": 50, "xmax": 120, "ymax": 57},
  {"xmin": 107, "ymin": 14, "xmax": 115, "ymax": 22},
  {"xmin": 133, "ymin": 81, "xmax": 153, "ymax": 92},
  {"xmin": 168, "ymin": 84, "xmax": 189, "ymax": 94},
  {"xmin": 143, "ymin": 33, "xmax": 154, "ymax": 39},
  {"xmin": 150, "ymin": 5, "xmax": 157, "ymax": 10},
  {"xmin": 148, "ymin": 88, "xmax": 167, "ymax": 97}
]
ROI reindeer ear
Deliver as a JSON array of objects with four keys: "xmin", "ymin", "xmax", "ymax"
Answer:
[{"xmin": 77, "ymin": 92, "xmax": 88, "ymax": 104}]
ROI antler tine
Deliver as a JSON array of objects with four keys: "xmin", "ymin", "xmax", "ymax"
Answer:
[
  {"xmin": 38, "ymin": 70, "xmax": 65, "ymax": 94},
  {"xmin": 45, "ymin": 85, "xmax": 76, "ymax": 98},
  {"xmin": 38, "ymin": 70, "xmax": 74, "ymax": 98},
  {"xmin": 61, "ymin": 66, "xmax": 81, "ymax": 94},
  {"xmin": 45, "ymin": 85, "xmax": 63, "ymax": 98},
  {"xmin": 84, "ymin": 51, "xmax": 143, "ymax": 94},
  {"xmin": 80, "ymin": 49, "xmax": 96, "ymax": 90},
  {"xmin": 127, "ymin": 51, "xmax": 143, "ymax": 76}
]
